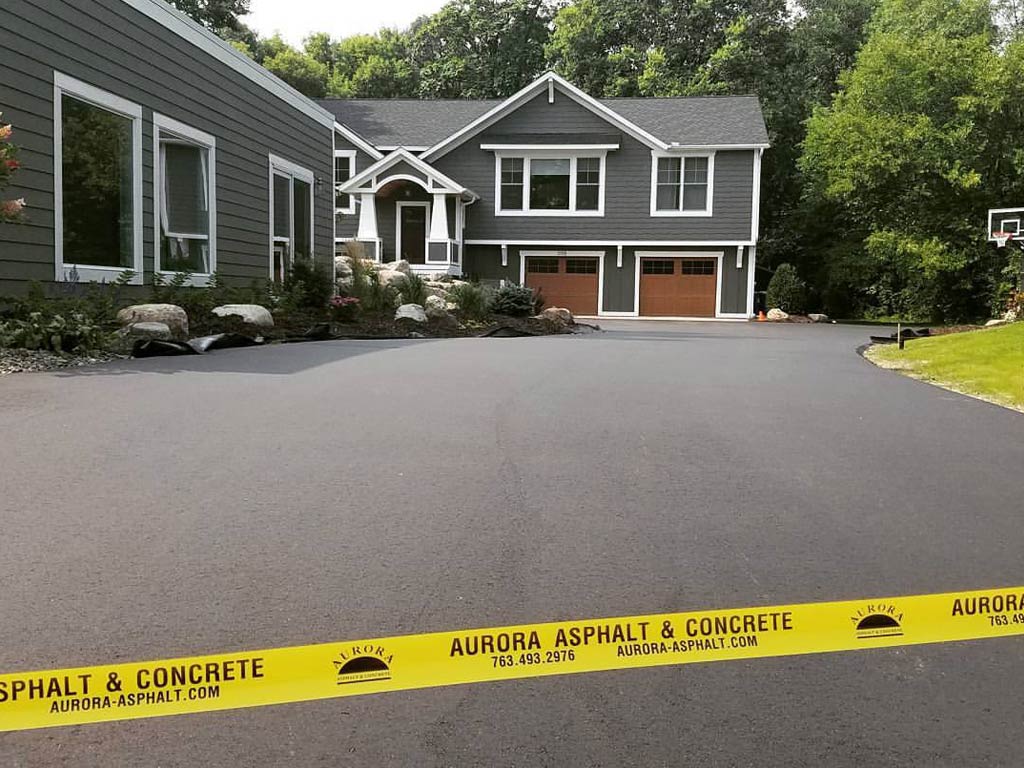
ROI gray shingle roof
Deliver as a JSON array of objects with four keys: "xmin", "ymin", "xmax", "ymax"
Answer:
[{"xmin": 319, "ymin": 95, "xmax": 767, "ymax": 150}]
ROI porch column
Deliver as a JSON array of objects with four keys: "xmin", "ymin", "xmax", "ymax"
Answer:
[
  {"xmin": 429, "ymin": 194, "xmax": 449, "ymax": 241},
  {"xmin": 357, "ymin": 193, "xmax": 377, "ymax": 240}
]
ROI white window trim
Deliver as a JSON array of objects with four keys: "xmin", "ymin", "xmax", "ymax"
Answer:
[
  {"xmin": 153, "ymin": 113, "xmax": 216, "ymax": 287},
  {"xmin": 395, "ymin": 201, "xmax": 431, "ymax": 264},
  {"xmin": 268, "ymin": 154, "xmax": 315, "ymax": 279},
  {"xmin": 493, "ymin": 150, "xmax": 606, "ymax": 217},
  {"xmin": 649, "ymin": 151, "xmax": 715, "ymax": 218},
  {"xmin": 334, "ymin": 149, "xmax": 357, "ymax": 215},
  {"xmin": 53, "ymin": 72, "xmax": 144, "ymax": 284},
  {"xmin": 633, "ymin": 251, "xmax": 724, "ymax": 319}
]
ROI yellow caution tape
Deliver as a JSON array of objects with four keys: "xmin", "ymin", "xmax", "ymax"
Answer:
[{"xmin": 2, "ymin": 585, "xmax": 1023, "ymax": 732}]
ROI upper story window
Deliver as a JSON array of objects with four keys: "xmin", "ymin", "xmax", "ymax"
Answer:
[
  {"xmin": 650, "ymin": 153, "xmax": 714, "ymax": 217},
  {"xmin": 54, "ymin": 72, "xmax": 143, "ymax": 283},
  {"xmin": 154, "ymin": 114, "xmax": 217, "ymax": 283},
  {"xmin": 495, "ymin": 152, "xmax": 605, "ymax": 216},
  {"xmin": 334, "ymin": 150, "xmax": 355, "ymax": 214}
]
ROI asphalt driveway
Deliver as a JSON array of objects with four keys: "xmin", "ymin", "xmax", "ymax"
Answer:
[{"xmin": 1, "ymin": 321, "xmax": 1022, "ymax": 766}]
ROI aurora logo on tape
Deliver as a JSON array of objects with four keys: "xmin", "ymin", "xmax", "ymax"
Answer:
[
  {"xmin": 333, "ymin": 644, "xmax": 393, "ymax": 685},
  {"xmin": 851, "ymin": 603, "xmax": 904, "ymax": 639}
]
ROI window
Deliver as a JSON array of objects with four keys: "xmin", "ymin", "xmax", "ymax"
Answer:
[
  {"xmin": 527, "ymin": 257, "xmax": 560, "ymax": 273},
  {"xmin": 496, "ymin": 154, "xmax": 605, "ymax": 215},
  {"xmin": 565, "ymin": 258, "xmax": 597, "ymax": 274},
  {"xmin": 681, "ymin": 259, "xmax": 715, "ymax": 275},
  {"xmin": 54, "ymin": 73, "xmax": 142, "ymax": 283},
  {"xmin": 500, "ymin": 158, "xmax": 524, "ymax": 211},
  {"xmin": 642, "ymin": 260, "xmax": 675, "ymax": 275},
  {"xmin": 530, "ymin": 158, "xmax": 571, "ymax": 210},
  {"xmin": 651, "ymin": 154, "xmax": 714, "ymax": 216},
  {"xmin": 334, "ymin": 150, "xmax": 355, "ymax": 214},
  {"xmin": 576, "ymin": 158, "xmax": 600, "ymax": 211},
  {"xmin": 269, "ymin": 155, "xmax": 315, "ymax": 281},
  {"xmin": 154, "ymin": 114, "xmax": 216, "ymax": 281}
]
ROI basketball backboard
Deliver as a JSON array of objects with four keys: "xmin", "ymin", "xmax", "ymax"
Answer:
[{"xmin": 987, "ymin": 207, "xmax": 1024, "ymax": 243}]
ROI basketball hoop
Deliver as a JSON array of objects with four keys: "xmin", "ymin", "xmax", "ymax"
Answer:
[{"xmin": 994, "ymin": 231, "xmax": 1013, "ymax": 248}]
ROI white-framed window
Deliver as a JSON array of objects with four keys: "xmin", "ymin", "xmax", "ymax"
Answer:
[
  {"xmin": 53, "ymin": 72, "xmax": 143, "ymax": 284},
  {"xmin": 153, "ymin": 114, "xmax": 216, "ymax": 285},
  {"xmin": 650, "ymin": 152, "xmax": 714, "ymax": 217},
  {"xmin": 268, "ymin": 154, "xmax": 315, "ymax": 281},
  {"xmin": 334, "ymin": 149, "xmax": 356, "ymax": 215},
  {"xmin": 494, "ymin": 151, "xmax": 606, "ymax": 216}
]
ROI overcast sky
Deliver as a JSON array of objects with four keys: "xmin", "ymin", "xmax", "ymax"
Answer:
[{"xmin": 247, "ymin": 0, "xmax": 449, "ymax": 45}]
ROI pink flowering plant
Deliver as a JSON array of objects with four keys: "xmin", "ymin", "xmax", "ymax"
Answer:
[
  {"xmin": 0, "ymin": 112, "xmax": 25, "ymax": 223},
  {"xmin": 329, "ymin": 294, "xmax": 361, "ymax": 323}
]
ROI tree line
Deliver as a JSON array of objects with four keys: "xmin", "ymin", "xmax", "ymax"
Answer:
[{"xmin": 172, "ymin": 0, "xmax": 1024, "ymax": 322}]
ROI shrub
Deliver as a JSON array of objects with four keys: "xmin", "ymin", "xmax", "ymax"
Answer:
[
  {"xmin": 396, "ymin": 272, "xmax": 428, "ymax": 306},
  {"xmin": 278, "ymin": 257, "xmax": 334, "ymax": 313},
  {"xmin": 0, "ymin": 311, "xmax": 112, "ymax": 353},
  {"xmin": 356, "ymin": 270, "xmax": 399, "ymax": 314},
  {"xmin": 448, "ymin": 282, "xmax": 490, "ymax": 321},
  {"xmin": 489, "ymin": 284, "xmax": 536, "ymax": 317},
  {"xmin": 766, "ymin": 263, "xmax": 808, "ymax": 314}
]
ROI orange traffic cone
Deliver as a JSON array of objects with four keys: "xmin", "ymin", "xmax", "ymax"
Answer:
[{"xmin": 757, "ymin": 311, "xmax": 766, "ymax": 322}]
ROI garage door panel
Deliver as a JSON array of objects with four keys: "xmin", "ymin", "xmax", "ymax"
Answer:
[
  {"xmin": 639, "ymin": 258, "xmax": 717, "ymax": 317},
  {"xmin": 525, "ymin": 256, "xmax": 599, "ymax": 315}
]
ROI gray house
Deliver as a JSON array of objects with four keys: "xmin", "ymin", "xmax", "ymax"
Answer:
[
  {"xmin": 0, "ymin": 1, "xmax": 767, "ymax": 320},
  {"xmin": 325, "ymin": 73, "xmax": 768, "ymax": 319},
  {"xmin": 0, "ymin": 0, "xmax": 335, "ymax": 294}
]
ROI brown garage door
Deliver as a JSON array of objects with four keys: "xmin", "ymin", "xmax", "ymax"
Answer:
[
  {"xmin": 525, "ymin": 256, "xmax": 599, "ymax": 315},
  {"xmin": 639, "ymin": 257, "xmax": 717, "ymax": 317}
]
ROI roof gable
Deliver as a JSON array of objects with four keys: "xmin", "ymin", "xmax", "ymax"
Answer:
[
  {"xmin": 340, "ymin": 148, "xmax": 473, "ymax": 198},
  {"xmin": 421, "ymin": 72, "xmax": 667, "ymax": 161}
]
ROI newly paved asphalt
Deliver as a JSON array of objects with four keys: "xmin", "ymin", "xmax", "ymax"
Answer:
[{"xmin": 1, "ymin": 321, "xmax": 1023, "ymax": 766}]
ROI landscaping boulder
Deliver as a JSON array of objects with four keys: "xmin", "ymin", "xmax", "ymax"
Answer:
[
  {"xmin": 766, "ymin": 308, "xmax": 789, "ymax": 321},
  {"xmin": 424, "ymin": 282, "xmax": 452, "ymax": 299},
  {"xmin": 382, "ymin": 260, "xmax": 411, "ymax": 275},
  {"xmin": 126, "ymin": 322, "xmax": 171, "ymax": 340},
  {"xmin": 425, "ymin": 295, "xmax": 448, "ymax": 312},
  {"xmin": 335, "ymin": 255, "xmax": 353, "ymax": 289},
  {"xmin": 985, "ymin": 318, "xmax": 1007, "ymax": 327},
  {"xmin": 212, "ymin": 304, "xmax": 274, "ymax": 328},
  {"xmin": 537, "ymin": 307, "xmax": 574, "ymax": 326},
  {"xmin": 116, "ymin": 304, "xmax": 188, "ymax": 339},
  {"xmin": 808, "ymin": 313, "xmax": 830, "ymax": 323},
  {"xmin": 395, "ymin": 303, "xmax": 428, "ymax": 323},
  {"xmin": 378, "ymin": 269, "xmax": 408, "ymax": 287}
]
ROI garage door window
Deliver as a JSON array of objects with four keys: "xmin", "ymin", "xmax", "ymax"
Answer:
[
  {"xmin": 642, "ymin": 260, "xmax": 675, "ymax": 275},
  {"xmin": 527, "ymin": 257, "xmax": 560, "ymax": 273},
  {"xmin": 566, "ymin": 258, "xmax": 597, "ymax": 274},
  {"xmin": 681, "ymin": 259, "xmax": 715, "ymax": 275}
]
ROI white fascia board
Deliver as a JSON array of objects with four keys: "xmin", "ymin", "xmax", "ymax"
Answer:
[
  {"xmin": 422, "ymin": 72, "xmax": 670, "ymax": 162},
  {"xmin": 335, "ymin": 122, "xmax": 384, "ymax": 159},
  {"xmin": 464, "ymin": 239, "xmax": 755, "ymax": 247},
  {"xmin": 340, "ymin": 148, "xmax": 468, "ymax": 195},
  {"xmin": 122, "ymin": 0, "xmax": 334, "ymax": 128},
  {"xmin": 481, "ymin": 143, "xmax": 620, "ymax": 151},
  {"xmin": 666, "ymin": 143, "xmax": 770, "ymax": 151},
  {"xmin": 377, "ymin": 145, "xmax": 429, "ymax": 152}
]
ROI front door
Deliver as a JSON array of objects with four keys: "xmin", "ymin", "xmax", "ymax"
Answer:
[{"xmin": 398, "ymin": 203, "xmax": 428, "ymax": 264}]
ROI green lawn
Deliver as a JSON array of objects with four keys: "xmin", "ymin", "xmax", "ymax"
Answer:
[{"xmin": 867, "ymin": 323, "xmax": 1024, "ymax": 410}]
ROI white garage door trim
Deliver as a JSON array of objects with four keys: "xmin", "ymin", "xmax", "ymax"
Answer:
[
  {"xmin": 634, "ymin": 250, "xmax": 724, "ymax": 320},
  {"xmin": 519, "ymin": 249, "xmax": 606, "ymax": 316}
]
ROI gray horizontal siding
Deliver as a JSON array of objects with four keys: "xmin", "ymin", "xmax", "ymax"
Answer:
[
  {"xmin": 0, "ymin": 0, "xmax": 333, "ymax": 288},
  {"xmin": 432, "ymin": 86, "xmax": 754, "ymax": 243}
]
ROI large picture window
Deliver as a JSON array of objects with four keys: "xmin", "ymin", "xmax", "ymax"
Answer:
[
  {"xmin": 651, "ymin": 154, "xmax": 714, "ymax": 216},
  {"xmin": 496, "ymin": 153, "xmax": 605, "ymax": 216},
  {"xmin": 54, "ymin": 73, "xmax": 142, "ymax": 283},
  {"xmin": 269, "ymin": 155, "xmax": 315, "ymax": 282},
  {"xmin": 154, "ymin": 114, "xmax": 216, "ymax": 282}
]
